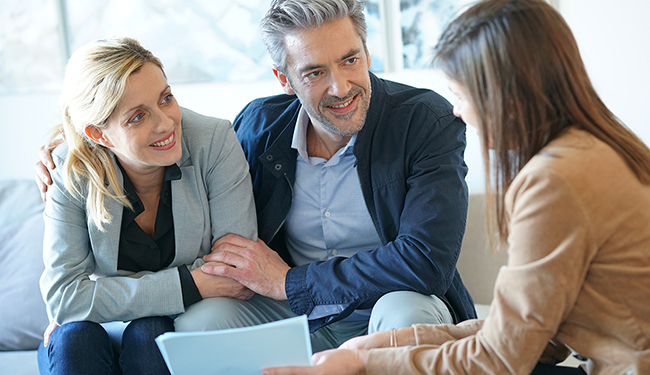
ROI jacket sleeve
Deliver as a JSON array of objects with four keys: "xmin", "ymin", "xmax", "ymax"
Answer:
[
  {"xmin": 181, "ymin": 116, "xmax": 257, "ymax": 296},
  {"xmin": 202, "ymin": 119, "xmax": 258, "ymax": 247},
  {"xmin": 285, "ymin": 106, "xmax": 471, "ymax": 330},
  {"xmin": 365, "ymin": 168, "xmax": 596, "ymax": 375},
  {"xmin": 40, "ymin": 152, "xmax": 186, "ymax": 324}
]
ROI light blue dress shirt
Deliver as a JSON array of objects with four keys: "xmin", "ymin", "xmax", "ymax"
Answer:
[{"xmin": 284, "ymin": 108, "xmax": 383, "ymax": 321}]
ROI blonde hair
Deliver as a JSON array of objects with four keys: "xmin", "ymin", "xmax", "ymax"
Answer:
[
  {"xmin": 56, "ymin": 37, "xmax": 164, "ymax": 231},
  {"xmin": 433, "ymin": 0, "xmax": 650, "ymax": 248}
]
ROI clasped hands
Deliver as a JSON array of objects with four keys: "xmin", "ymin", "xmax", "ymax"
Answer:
[
  {"xmin": 201, "ymin": 233, "xmax": 290, "ymax": 301},
  {"xmin": 42, "ymin": 234, "xmax": 289, "ymax": 346}
]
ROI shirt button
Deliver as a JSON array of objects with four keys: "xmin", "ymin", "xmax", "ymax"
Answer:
[
  {"xmin": 274, "ymin": 163, "xmax": 282, "ymax": 170},
  {"xmin": 331, "ymin": 249, "xmax": 338, "ymax": 256},
  {"xmin": 324, "ymin": 210, "xmax": 331, "ymax": 218}
]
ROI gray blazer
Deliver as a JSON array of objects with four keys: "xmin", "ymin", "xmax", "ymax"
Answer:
[{"xmin": 40, "ymin": 108, "xmax": 257, "ymax": 325}]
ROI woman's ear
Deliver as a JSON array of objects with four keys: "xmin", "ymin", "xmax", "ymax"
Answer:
[{"xmin": 84, "ymin": 125, "xmax": 112, "ymax": 147}]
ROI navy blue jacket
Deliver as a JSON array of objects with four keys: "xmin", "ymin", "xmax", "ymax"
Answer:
[{"xmin": 234, "ymin": 73, "xmax": 476, "ymax": 332}]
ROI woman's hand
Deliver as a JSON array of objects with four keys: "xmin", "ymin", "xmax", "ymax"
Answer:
[
  {"xmin": 203, "ymin": 234, "xmax": 290, "ymax": 301},
  {"xmin": 340, "ymin": 331, "xmax": 390, "ymax": 350},
  {"xmin": 43, "ymin": 321, "xmax": 59, "ymax": 347},
  {"xmin": 190, "ymin": 262, "xmax": 254, "ymax": 300},
  {"xmin": 340, "ymin": 327, "xmax": 416, "ymax": 350},
  {"xmin": 262, "ymin": 349, "xmax": 365, "ymax": 375}
]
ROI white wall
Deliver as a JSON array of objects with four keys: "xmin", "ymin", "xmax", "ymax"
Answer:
[
  {"xmin": 559, "ymin": 0, "xmax": 650, "ymax": 144},
  {"xmin": 2, "ymin": 0, "xmax": 649, "ymax": 195}
]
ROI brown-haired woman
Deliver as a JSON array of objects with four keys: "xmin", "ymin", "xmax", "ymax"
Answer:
[{"xmin": 263, "ymin": 0, "xmax": 650, "ymax": 374}]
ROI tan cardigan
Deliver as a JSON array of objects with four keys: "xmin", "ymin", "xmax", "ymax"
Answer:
[{"xmin": 367, "ymin": 128, "xmax": 650, "ymax": 375}]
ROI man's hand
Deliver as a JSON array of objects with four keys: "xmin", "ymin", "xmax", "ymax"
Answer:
[
  {"xmin": 190, "ymin": 262, "xmax": 254, "ymax": 300},
  {"xmin": 34, "ymin": 138, "xmax": 64, "ymax": 201},
  {"xmin": 202, "ymin": 234, "xmax": 290, "ymax": 301}
]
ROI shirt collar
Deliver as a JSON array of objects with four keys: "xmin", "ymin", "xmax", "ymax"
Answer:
[
  {"xmin": 163, "ymin": 163, "xmax": 182, "ymax": 182},
  {"xmin": 116, "ymin": 160, "xmax": 182, "ymax": 214},
  {"xmin": 291, "ymin": 106, "xmax": 357, "ymax": 163}
]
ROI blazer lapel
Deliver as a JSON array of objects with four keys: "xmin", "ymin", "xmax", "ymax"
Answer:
[
  {"xmin": 171, "ymin": 165, "xmax": 204, "ymax": 265},
  {"xmin": 171, "ymin": 128, "xmax": 205, "ymax": 266}
]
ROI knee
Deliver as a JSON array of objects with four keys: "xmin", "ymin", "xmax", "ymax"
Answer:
[
  {"xmin": 368, "ymin": 291, "xmax": 452, "ymax": 333},
  {"xmin": 50, "ymin": 321, "xmax": 109, "ymax": 349},
  {"xmin": 123, "ymin": 316, "xmax": 174, "ymax": 344},
  {"xmin": 174, "ymin": 297, "xmax": 254, "ymax": 332},
  {"xmin": 44, "ymin": 321, "xmax": 113, "ymax": 371}
]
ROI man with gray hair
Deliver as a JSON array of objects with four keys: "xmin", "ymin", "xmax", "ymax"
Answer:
[
  {"xmin": 195, "ymin": 0, "xmax": 476, "ymax": 351},
  {"xmin": 34, "ymin": 0, "xmax": 476, "ymax": 352}
]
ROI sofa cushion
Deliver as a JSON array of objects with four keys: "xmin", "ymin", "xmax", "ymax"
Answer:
[{"xmin": 0, "ymin": 179, "xmax": 49, "ymax": 350}]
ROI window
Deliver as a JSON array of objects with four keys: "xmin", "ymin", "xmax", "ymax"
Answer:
[{"xmin": 1, "ymin": 0, "xmax": 476, "ymax": 94}]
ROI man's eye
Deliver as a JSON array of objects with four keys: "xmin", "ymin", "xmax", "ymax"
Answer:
[
  {"xmin": 346, "ymin": 57, "xmax": 358, "ymax": 65},
  {"xmin": 307, "ymin": 71, "xmax": 321, "ymax": 78}
]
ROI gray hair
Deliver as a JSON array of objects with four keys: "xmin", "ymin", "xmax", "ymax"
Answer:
[{"xmin": 260, "ymin": 0, "xmax": 368, "ymax": 74}]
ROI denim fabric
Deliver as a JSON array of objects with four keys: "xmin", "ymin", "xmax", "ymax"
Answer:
[
  {"xmin": 38, "ymin": 317, "xmax": 173, "ymax": 375},
  {"xmin": 234, "ymin": 72, "xmax": 475, "ymax": 332}
]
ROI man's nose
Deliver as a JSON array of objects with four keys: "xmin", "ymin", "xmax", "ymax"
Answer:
[{"xmin": 327, "ymin": 71, "xmax": 352, "ymax": 98}]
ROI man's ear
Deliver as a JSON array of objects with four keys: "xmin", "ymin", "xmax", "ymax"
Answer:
[
  {"xmin": 84, "ymin": 125, "xmax": 113, "ymax": 148},
  {"xmin": 272, "ymin": 65, "xmax": 295, "ymax": 95}
]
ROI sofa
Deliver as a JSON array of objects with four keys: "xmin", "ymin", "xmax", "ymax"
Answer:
[
  {"xmin": 0, "ymin": 179, "xmax": 48, "ymax": 374},
  {"xmin": 0, "ymin": 178, "xmax": 500, "ymax": 374}
]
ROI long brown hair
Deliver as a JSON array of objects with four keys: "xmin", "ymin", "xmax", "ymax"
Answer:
[{"xmin": 433, "ymin": 0, "xmax": 650, "ymax": 248}]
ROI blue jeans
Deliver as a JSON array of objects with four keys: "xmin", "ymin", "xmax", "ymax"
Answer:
[{"xmin": 37, "ymin": 316, "xmax": 173, "ymax": 375}]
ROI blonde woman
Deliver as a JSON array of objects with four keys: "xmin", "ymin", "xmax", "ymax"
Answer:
[
  {"xmin": 263, "ymin": 0, "xmax": 650, "ymax": 374},
  {"xmin": 37, "ymin": 38, "xmax": 257, "ymax": 374}
]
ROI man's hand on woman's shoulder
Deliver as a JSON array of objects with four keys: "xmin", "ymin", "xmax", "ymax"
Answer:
[{"xmin": 34, "ymin": 137, "xmax": 64, "ymax": 201}]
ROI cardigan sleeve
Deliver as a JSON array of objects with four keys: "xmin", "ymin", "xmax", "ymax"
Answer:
[{"xmin": 366, "ymin": 167, "xmax": 598, "ymax": 375}]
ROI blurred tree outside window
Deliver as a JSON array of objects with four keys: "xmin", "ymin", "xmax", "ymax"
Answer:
[{"xmin": 0, "ymin": 0, "xmax": 473, "ymax": 95}]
